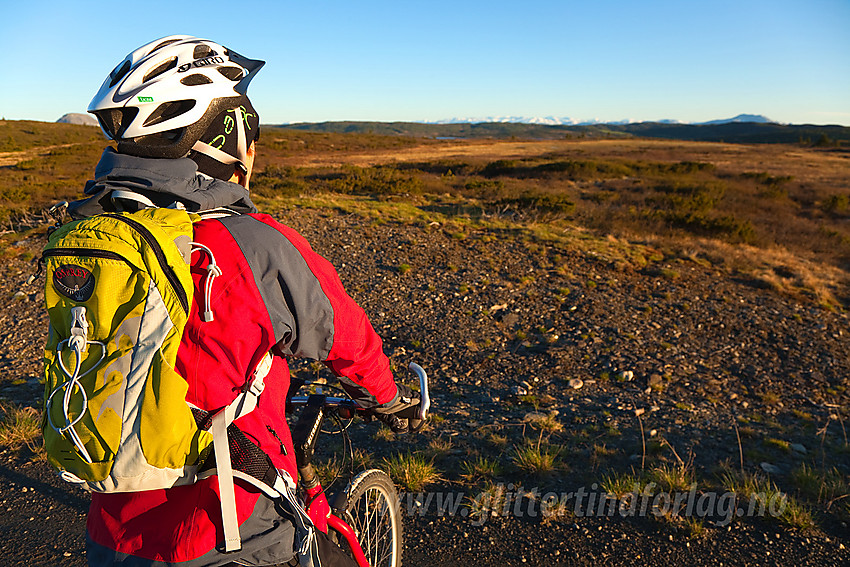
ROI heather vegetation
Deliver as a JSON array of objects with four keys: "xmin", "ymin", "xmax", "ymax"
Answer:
[
  {"xmin": 2, "ymin": 120, "xmax": 850, "ymax": 306},
  {"xmin": 283, "ymin": 119, "xmax": 850, "ymax": 146},
  {"xmin": 0, "ymin": 120, "xmax": 102, "ymax": 152},
  {"xmin": 251, "ymin": 145, "xmax": 850, "ymax": 306}
]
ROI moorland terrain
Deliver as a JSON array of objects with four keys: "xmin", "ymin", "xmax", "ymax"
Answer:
[{"xmin": 0, "ymin": 120, "xmax": 847, "ymax": 565}]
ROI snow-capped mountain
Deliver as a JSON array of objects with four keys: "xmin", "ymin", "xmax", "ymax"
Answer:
[
  {"xmin": 431, "ymin": 116, "xmax": 581, "ymax": 126},
  {"xmin": 697, "ymin": 114, "xmax": 773, "ymax": 125},
  {"xmin": 426, "ymin": 114, "xmax": 774, "ymax": 126}
]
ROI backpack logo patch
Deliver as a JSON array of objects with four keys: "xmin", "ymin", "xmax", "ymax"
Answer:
[{"xmin": 53, "ymin": 264, "xmax": 95, "ymax": 302}]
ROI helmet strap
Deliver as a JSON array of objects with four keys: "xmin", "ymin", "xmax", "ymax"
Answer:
[{"xmin": 190, "ymin": 105, "xmax": 250, "ymax": 175}]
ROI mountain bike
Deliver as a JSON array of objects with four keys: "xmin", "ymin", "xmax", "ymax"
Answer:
[{"xmin": 288, "ymin": 363, "xmax": 430, "ymax": 567}]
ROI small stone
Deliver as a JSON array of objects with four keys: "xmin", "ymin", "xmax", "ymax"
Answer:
[
  {"xmin": 618, "ymin": 370, "xmax": 634, "ymax": 381},
  {"xmin": 742, "ymin": 401, "xmax": 749, "ymax": 409},
  {"xmin": 12, "ymin": 291, "xmax": 26, "ymax": 301},
  {"xmin": 760, "ymin": 462, "xmax": 781, "ymax": 475},
  {"xmin": 648, "ymin": 374, "xmax": 663, "ymax": 387},
  {"xmin": 568, "ymin": 378, "xmax": 584, "ymax": 390},
  {"xmin": 633, "ymin": 408, "xmax": 645, "ymax": 417},
  {"xmin": 790, "ymin": 443, "xmax": 807, "ymax": 454},
  {"xmin": 511, "ymin": 385, "xmax": 528, "ymax": 396},
  {"xmin": 649, "ymin": 429, "xmax": 657, "ymax": 437},
  {"xmin": 63, "ymin": 553, "xmax": 72, "ymax": 558},
  {"xmin": 450, "ymin": 376, "xmax": 459, "ymax": 384}
]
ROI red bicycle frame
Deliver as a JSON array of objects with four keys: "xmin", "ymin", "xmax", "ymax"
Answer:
[{"xmin": 293, "ymin": 395, "xmax": 372, "ymax": 567}]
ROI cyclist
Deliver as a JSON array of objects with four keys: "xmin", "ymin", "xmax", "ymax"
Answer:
[{"xmin": 75, "ymin": 35, "xmax": 420, "ymax": 567}]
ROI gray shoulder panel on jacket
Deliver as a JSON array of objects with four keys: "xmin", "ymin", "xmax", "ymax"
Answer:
[{"xmin": 220, "ymin": 215, "xmax": 334, "ymax": 360}]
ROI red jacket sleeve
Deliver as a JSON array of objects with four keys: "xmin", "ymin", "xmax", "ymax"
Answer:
[{"xmin": 222, "ymin": 213, "xmax": 397, "ymax": 405}]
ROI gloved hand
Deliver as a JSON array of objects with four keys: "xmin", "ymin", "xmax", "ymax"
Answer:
[{"xmin": 374, "ymin": 383, "xmax": 425, "ymax": 433}]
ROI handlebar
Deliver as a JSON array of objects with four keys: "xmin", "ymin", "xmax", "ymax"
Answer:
[{"xmin": 289, "ymin": 362, "xmax": 430, "ymax": 422}]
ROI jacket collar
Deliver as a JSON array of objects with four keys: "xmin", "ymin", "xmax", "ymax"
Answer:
[{"xmin": 68, "ymin": 147, "xmax": 258, "ymax": 219}]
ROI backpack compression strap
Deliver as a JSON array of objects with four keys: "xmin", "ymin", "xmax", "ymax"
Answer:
[{"xmin": 210, "ymin": 351, "xmax": 272, "ymax": 552}]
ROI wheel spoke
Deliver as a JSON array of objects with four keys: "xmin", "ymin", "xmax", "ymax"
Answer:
[{"xmin": 341, "ymin": 474, "xmax": 399, "ymax": 567}]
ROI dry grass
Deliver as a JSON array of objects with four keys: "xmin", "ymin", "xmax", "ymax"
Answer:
[
  {"xmin": 511, "ymin": 439, "xmax": 561, "ymax": 476},
  {"xmin": 522, "ymin": 411, "xmax": 564, "ymax": 434},
  {"xmin": 653, "ymin": 236, "xmax": 850, "ymax": 308},
  {"xmin": 720, "ymin": 468, "xmax": 817, "ymax": 531},
  {"xmin": 460, "ymin": 456, "xmax": 504, "ymax": 483},
  {"xmin": 0, "ymin": 403, "xmax": 42, "ymax": 455},
  {"xmin": 381, "ymin": 452, "xmax": 439, "ymax": 492}
]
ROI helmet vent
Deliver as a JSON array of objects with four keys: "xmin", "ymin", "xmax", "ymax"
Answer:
[
  {"xmin": 94, "ymin": 107, "xmax": 139, "ymax": 140},
  {"xmin": 108, "ymin": 60, "xmax": 132, "ymax": 88},
  {"xmin": 150, "ymin": 38, "xmax": 182, "ymax": 54},
  {"xmin": 193, "ymin": 44, "xmax": 216, "ymax": 59},
  {"xmin": 132, "ymin": 129, "xmax": 183, "ymax": 148},
  {"xmin": 218, "ymin": 67, "xmax": 244, "ymax": 81},
  {"xmin": 143, "ymin": 99, "xmax": 196, "ymax": 128},
  {"xmin": 143, "ymin": 57, "xmax": 178, "ymax": 83},
  {"xmin": 181, "ymin": 74, "xmax": 213, "ymax": 86}
]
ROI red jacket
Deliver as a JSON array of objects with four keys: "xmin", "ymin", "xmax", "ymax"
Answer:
[{"xmin": 86, "ymin": 213, "xmax": 397, "ymax": 566}]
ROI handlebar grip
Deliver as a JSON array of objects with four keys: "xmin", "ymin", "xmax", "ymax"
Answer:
[{"xmin": 407, "ymin": 362, "xmax": 430, "ymax": 421}]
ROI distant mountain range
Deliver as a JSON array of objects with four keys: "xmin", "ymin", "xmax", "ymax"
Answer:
[
  {"xmin": 426, "ymin": 114, "xmax": 775, "ymax": 126},
  {"xmin": 57, "ymin": 111, "xmax": 846, "ymax": 146},
  {"xmin": 279, "ymin": 118, "xmax": 850, "ymax": 145},
  {"xmin": 60, "ymin": 112, "xmax": 775, "ymax": 129}
]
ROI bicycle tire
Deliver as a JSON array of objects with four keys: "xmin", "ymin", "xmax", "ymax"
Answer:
[{"xmin": 332, "ymin": 469, "xmax": 402, "ymax": 567}]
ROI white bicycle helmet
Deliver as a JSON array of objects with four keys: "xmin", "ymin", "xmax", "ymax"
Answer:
[{"xmin": 88, "ymin": 35, "xmax": 264, "ymax": 167}]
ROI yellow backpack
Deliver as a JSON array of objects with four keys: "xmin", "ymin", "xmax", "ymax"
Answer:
[
  {"xmin": 41, "ymin": 207, "xmax": 212, "ymax": 490},
  {"xmin": 41, "ymin": 206, "xmax": 281, "ymax": 551}
]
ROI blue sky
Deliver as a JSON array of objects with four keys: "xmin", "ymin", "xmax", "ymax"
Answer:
[{"xmin": 1, "ymin": 0, "xmax": 848, "ymax": 125}]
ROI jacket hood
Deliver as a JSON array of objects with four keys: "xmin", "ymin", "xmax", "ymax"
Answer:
[{"xmin": 67, "ymin": 147, "xmax": 258, "ymax": 219}]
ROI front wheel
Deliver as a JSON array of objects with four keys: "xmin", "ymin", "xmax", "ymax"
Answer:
[{"xmin": 333, "ymin": 469, "xmax": 402, "ymax": 567}]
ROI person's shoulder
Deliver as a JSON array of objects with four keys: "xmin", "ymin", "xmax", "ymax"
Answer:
[
  {"xmin": 217, "ymin": 212, "xmax": 291, "ymax": 233},
  {"xmin": 217, "ymin": 212, "xmax": 316, "ymax": 253}
]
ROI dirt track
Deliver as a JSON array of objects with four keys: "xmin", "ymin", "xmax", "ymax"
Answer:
[{"xmin": 0, "ymin": 143, "xmax": 79, "ymax": 167}]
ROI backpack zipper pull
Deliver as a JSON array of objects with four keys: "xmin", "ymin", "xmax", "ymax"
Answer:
[
  {"xmin": 267, "ymin": 425, "xmax": 288, "ymax": 456},
  {"xmin": 25, "ymin": 256, "xmax": 45, "ymax": 286},
  {"xmin": 69, "ymin": 306, "xmax": 89, "ymax": 353},
  {"xmin": 190, "ymin": 242, "xmax": 222, "ymax": 322}
]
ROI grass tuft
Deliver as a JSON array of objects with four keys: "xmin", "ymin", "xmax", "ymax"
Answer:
[
  {"xmin": 720, "ymin": 468, "xmax": 817, "ymax": 531},
  {"xmin": 0, "ymin": 403, "xmax": 42, "ymax": 455},
  {"xmin": 460, "ymin": 456, "xmax": 504, "ymax": 483},
  {"xmin": 382, "ymin": 452, "xmax": 439, "ymax": 491},
  {"xmin": 511, "ymin": 440, "xmax": 561, "ymax": 476}
]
